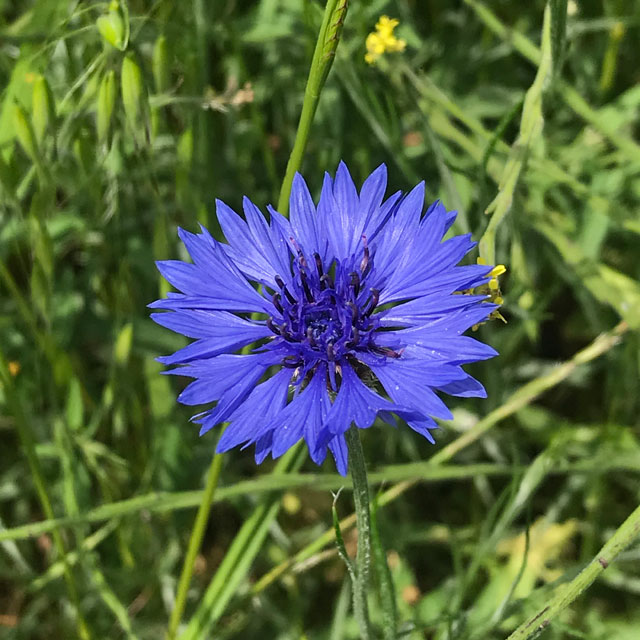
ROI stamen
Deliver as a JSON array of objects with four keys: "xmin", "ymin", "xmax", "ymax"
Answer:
[
  {"xmin": 290, "ymin": 236, "xmax": 308, "ymax": 266},
  {"xmin": 372, "ymin": 345, "xmax": 402, "ymax": 359},
  {"xmin": 364, "ymin": 288, "xmax": 379, "ymax": 315},
  {"xmin": 349, "ymin": 271, "xmax": 360, "ymax": 297},
  {"xmin": 267, "ymin": 317, "xmax": 281, "ymax": 334},
  {"xmin": 360, "ymin": 236, "xmax": 370, "ymax": 274},
  {"xmin": 320, "ymin": 273, "xmax": 334, "ymax": 289},
  {"xmin": 327, "ymin": 342, "xmax": 335, "ymax": 362},
  {"xmin": 283, "ymin": 355, "xmax": 302, "ymax": 368},
  {"xmin": 306, "ymin": 326, "xmax": 316, "ymax": 346},
  {"xmin": 314, "ymin": 252, "xmax": 323, "ymax": 277},
  {"xmin": 280, "ymin": 323, "xmax": 292, "ymax": 340},
  {"xmin": 272, "ymin": 292, "xmax": 283, "ymax": 314},
  {"xmin": 347, "ymin": 301, "xmax": 359, "ymax": 321},
  {"xmin": 276, "ymin": 276, "xmax": 296, "ymax": 304},
  {"xmin": 300, "ymin": 270, "xmax": 314, "ymax": 302}
]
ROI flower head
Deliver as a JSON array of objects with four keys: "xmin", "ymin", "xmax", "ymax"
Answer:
[
  {"xmin": 151, "ymin": 163, "xmax": 499, "ymax": 475},
  {"xmin": 365, "ymin": 16, "xmax": 406, "ymax": 65}
]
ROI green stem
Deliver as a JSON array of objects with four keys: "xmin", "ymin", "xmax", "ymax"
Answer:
[
  {"xmin": 276, "ymin": 0, "xmax": 348, "ymax": 215},
  {"xmin": 166, "ymin": 446, "xmax": 224, "ymax": 640},
  {"xmin": 506, "ymin": 502, "xmax": 640, "ymax": 640},
  {"xmin": 345, "ymin": 426, "xmax": 373, "ymax": 639}
]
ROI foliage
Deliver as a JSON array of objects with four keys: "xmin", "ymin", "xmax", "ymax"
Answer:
[{"xmin": 1, "ymin": 0, "xmax": 639, "ymax": 638}]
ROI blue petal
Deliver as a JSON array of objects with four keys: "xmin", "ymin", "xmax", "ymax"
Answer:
[
  {"xmin": 289, "ymin": 172, "xmax": 323, "ymax": 258},
  {"xmin": 267, "ymin": 365, "xmax": 330, "ymax": 463},
  {"xmin": 148, "ymin": 293, "xmax": 270, "ymax": 313},
  {"xmin": 383, "ymin": 304, "xmax": 497, "ymax": 342},
  {"xmin": 323, "ymin": 363, "xmax": 417, "ymax": 437},
  {"xmin": 156, "ymin": 227, "xmax": 273, "ymax": 313},
  {"xmin": 406, "ymin": 418, "xmax": 438, "ymax": 443},
  {"xmin": 371, "ymin": 182, "xmax": 426, "ymax": 287},
  {"xmin": 395, "ymin": 335, "xmax": 499, "ymax": 365},
  {"xmin": 333, "ymin": 161, "xmax": 359, "ymax": 251},
  {"xmin": 361, "ymin": 355, "xmax": 464, "ymax": 420},
  {"xmin": 358, "ymin": 164, "xmax": 388, "ymax": 240},
  {"xmin": 381, "ymin": 264, "xmax": 491, "ymax": 302},
  {"xmin": 438, "ymin": 374, "xmax": 487, "ymax": 398},
  {"xmin": 317, "ymin": 171, "xmax": 346, "ymax": 262},
  {"xmin": 243, "ymin": 197, "xmax": 292, "ymax": 278},
  {"xmin": 381, "ymin": 234, "xmax": 477, "ymax": 303},
  {"xmin": 152, "ymin": 311, "xmax": 271, "ymax": 364},
  {"xmin": 151, "ymin": 309, "xmax": 263, "ymax": 339},
  {"xmin": 171, "ymin": 353, "xmax": 275, "ymax": 407},
  {"xmin": 328, "ymin": 433, "xmax": 348, "ymax": 476},
  {"xmin": 254, "ymin": 432, "xmax": 274, "ymax": 464},
  {"xmin": 216, "ymin": 368, "xmax": 291, "ymax": 452},
  {"xmin": 378, "ymin": 293, "xmax": 489, "ymax": 327},
  {"xmin": 216, "ymin": 199, "xmax": 290, "ymax": 287}
]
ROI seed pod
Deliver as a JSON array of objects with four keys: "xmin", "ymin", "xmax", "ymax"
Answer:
[
  {"xmin": 152, "ymin": 35, "xmax": 171, "ymax": 94},
  {"xmin": 115, "ymin": 323, "xmax": 134, "ymax": 364},
  {"xmin": 32, "ymin": 75, "xmax": 55, "ymax": 145},
  {"xmin": 13, "ymin": 102, "xmax": 39, "ymax": 162},
  {"xmin": 97, "ymin": 70, "xmax": 117, "ymax": 144},
  {"xmin": 121, "ymin": 54, "xmax": 149, "ymax": 145},
  {"xmin": 96, "ymin": 0, "xmax": 128, "ymax": 51}
]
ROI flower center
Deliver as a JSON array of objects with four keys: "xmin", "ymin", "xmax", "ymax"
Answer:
[{"xmin": 267, "ymin": 245, "xmax": 381, "ymax": 368}]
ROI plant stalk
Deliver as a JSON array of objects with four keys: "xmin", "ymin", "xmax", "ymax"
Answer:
[
  {"xmin": 345, "ymin": 426, "xmax": 373, "ymax": 639},
  {"xmin": 277, "ymin": 0, "xmax": 347, "ymax": 215}
]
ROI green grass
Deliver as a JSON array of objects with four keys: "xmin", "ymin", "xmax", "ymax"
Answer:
[{"xmin": 1, "ymin": 1, "xmax": 640, "ymax": 638}]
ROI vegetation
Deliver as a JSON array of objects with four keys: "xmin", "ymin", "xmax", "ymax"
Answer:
[{"xmin": 1, "ymin": 0, "xmax": 639, "ymax": 638}]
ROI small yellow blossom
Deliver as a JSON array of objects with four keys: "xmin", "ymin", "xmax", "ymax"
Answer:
[
  {"xmin": 365, "ymin": 16, "xmax": 406, "ymax": 65},
  {"xmin": 8, "ymin": 361, "xmax": 20, "ymax": 377},
  {"xmin": 472, "ymin": 257, "xmax": 507, "ymax": 330}
]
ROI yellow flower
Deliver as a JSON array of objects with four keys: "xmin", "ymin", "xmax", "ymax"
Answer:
[
  {"xmin": 472, "ymin": 257, "xmax": 507, "ymax": 330},
  {"xmin": 365, "ymin": 15, "xmax": 406, "ymax": 65}
]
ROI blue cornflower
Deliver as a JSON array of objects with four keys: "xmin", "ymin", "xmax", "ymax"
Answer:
[{"xmin": 150, "ymin": 163, "xmax": 498, "ymax": 475}]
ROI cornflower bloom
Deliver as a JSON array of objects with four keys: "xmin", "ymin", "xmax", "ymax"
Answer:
[{"xmin": 150, "ymin": 163, "xmax": 499, "ymax": 474}]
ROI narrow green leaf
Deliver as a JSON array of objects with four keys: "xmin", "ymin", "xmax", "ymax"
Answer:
[{"xmin": 549, "ymin": 0, "xmax": 568, "ymax": 77}]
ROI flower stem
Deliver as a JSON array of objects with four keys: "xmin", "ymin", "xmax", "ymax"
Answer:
[
  {"xmin": 345, "ymin": 426, "xmax": 373, "ymax": 639},
  {"xmin": 276, "ymin": 0, "xmax": 348, "ymax": 215},
  {"xmin": 166, "ymin": 447, "xmax": 224, "ymax": 640}
]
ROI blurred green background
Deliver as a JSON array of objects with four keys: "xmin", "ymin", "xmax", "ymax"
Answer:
[{"xmin": 1, "ymin": 0, "xmax": 640, "ymax": 638}]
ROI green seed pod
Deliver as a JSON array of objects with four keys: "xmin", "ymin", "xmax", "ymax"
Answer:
[
  {"xmin": 121, "ymin": 54, "xmax": 148, "ymax": 145},
  {"xmin": 13, "ymin": 102, "xmax": 39, "ymax": 162},
  {"xmin": 115, "ymin": 323, "xmax": 134, "ymax": 364},
  {"xmin": 96, "ymin": 1, "xmax": 128, "ymax": 51},
  {"xmin": 152, "ymin": 35, "xmax": 171, "ymax": 94},
  {"xmin": 32, "ymin": 75, "xmax": 55, "ymax": 145},
  {"xmin": 97, "ymin": 70, "xmax": 117, "ymax": 144}
]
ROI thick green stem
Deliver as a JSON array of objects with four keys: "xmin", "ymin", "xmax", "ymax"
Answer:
[
  {"xmin": 276, "ymin": 0, "xmax": 347, "ymax": 215},
  {"xmin": 166, "ymin": 446, "xmax": 224, "ymax": 640},
  {"xmin": 345, "ymin": 426, "xmax": 373, "ymax": 639}
]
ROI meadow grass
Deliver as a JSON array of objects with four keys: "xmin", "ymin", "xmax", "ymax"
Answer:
[{"xmin": 1, "ymin": 1, "xmax": 640, "ymax": 638}]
